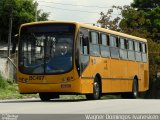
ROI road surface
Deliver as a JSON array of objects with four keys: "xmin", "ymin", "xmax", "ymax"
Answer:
[{"xmin": 0, "ymin": 98, "xmax": 160, "ymax": 114}]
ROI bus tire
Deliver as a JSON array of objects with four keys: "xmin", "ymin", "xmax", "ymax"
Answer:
[
  {"xmin": 86, "ymin": 76, "xmax": 101, "ymax": 100},
  {"xmin": 121, "ymin": 78, "xmax": 138, "ymax": 99},
  {"xmin": 132, "ymin": 78, "xmax": 138, "ymax": 99},
  {"xmin": 39, "ymin": 93, "xmax": 59, "ymax": 101}
]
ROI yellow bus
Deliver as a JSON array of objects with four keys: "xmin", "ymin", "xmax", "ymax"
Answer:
[{"xmin": 17, "ymin": 21, "xmax": 149, "ymax": 101}]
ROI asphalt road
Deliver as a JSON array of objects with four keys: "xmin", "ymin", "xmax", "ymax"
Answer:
[{"xmin": 0, "ymin": 98, "xmax": 160, "ymax": 114}]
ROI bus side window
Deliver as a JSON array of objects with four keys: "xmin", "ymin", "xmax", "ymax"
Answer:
[
  {"xmin": 134, "ymin": 41, "xmax": 142, "ymax": 62},
  {"xmin": 101, "ymin": 33, "xmax": 107, "ymax": 46},
  {"xmin": 110, "ymin": 36, "xmax": 117, "ymax": 47},
  {"xmin": 100, "ymin": 33, "xmax": 110, "ymax": 57},
  {"xmin": 80, "ymin": 30, "xmax": 89, "ymax": 55},
  {"xmin": 119, "ymin": 38, "xmax": 127, "ymax": 60},
  {"xmin": 110, "ymin": 35, "xmax": 119, "ymax": 59},
  {"xmin": 142, "ymin": 43, "xmax": 147, "ymax": 62},
  {"xmin": 128, "ymin": 40, "xmax": 135, "ymax": 61},
  {"xmin": 80, "ymin": 35, "xmax": 89, "ymax": 55},
  {"xmin": 90, "ymin": 31, "xmax": 100, "ymax": 56}
]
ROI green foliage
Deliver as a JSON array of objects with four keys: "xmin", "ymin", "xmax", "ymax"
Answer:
[
  {"xmin": 97, "ymin": 9, "xmax": 121, "ymax": 31},
  {"xmin": 131, "ymin": 0, "xmax": 160, "ymax": 9},
  {"xmin": 147, "ymin": 40, "xmax": 160, "ymax": 80},
  {"xmin": 119, "ymin": 7, "xmax": 150, "ymax": 38},
  {"xmin": 129, "ymin": 0, "xmax": 160, "ymax": 41},
  {"xmin": 0, "ymin": 0, "xmax": 49, "ymax": 42},
  {"xmin": 0, "ymin": 82, "xmax": 38, "ymax": 100},
  {"xmin": 0, "ymin": 74, "xmax": 8, "ymax": 89}
]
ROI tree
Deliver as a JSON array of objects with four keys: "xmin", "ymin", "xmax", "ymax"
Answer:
[
  {"xmin": 97, "ymin": 7, "xmax": 121, "ymax": 31},
  {"xmin": 131, "ymin": 0, "xmax": 160, "ymax": 10},
  {"xmin": 119, "ymin": 6, "xmax": 150, "ymax": 38},
  {"xmin": 0, "ymin": 0, "xmax": 49, "ymax": 43},
  {"xmin": 123, "ymin": 0, "xmax": 160, "ymax": 41}
]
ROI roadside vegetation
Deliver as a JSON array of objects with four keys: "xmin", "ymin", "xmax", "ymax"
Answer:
[{"xmin": 0, "ymin": 74, "xmax": 38, "ymax": 100}]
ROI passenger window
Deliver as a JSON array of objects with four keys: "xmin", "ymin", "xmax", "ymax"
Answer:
[
  {"xmin": 142, "ymin": 43, "xmax": 147, "ymax": 62},
  {"xmin": 142, "ymin": 43, "xmax": 146, "ymax": 53},
  {"xmin": 128, "ymin": 40, "xmax": 135, "ymax": 61},
  {"xmin": 110, "ymin": 35, "xmax": 119, "ymax": 59},
  {"xmin": 91, "ymin": 32, "xmax": 98, "ymax": 44},
  {"xmin": 80, "ymin": 30, "xmax": 89, "ymax": 55},
  {"xmin": 100, "ymin": 33, "xmax": 110, "ymax": 57},
  {"xmin": 101, "ymin": 34, "xmax": 107, "ymax": 46},
  {"xmin": 90, "ymin": 31, "xmax": 100, "ymax": 56},
  {"xmin": 119, "ymin": 38, "xmax": 127, "ymax": 60},
  {"xmin": 134, "ymin": 41, "xmax": 142, "ymax": 61},
  {"xmin": 120, "ymin": 38, "xmax": 127, "ymax": 49},
  {"xmin": 80, "ymin": 35, "xmax": 89, "ymax": 55},
  {"xmin": 128, "ymin": 40, "xmax": 134, "ymax": 50},
  {"xmin": 110, "ymin": 36, "xmax": 118, "ymax": 47},
  {"xmin": 135, "ymin": 41, "xmax": 142, "ymax": 52}
]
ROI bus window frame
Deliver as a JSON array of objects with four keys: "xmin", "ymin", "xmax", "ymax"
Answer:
[
  {"xmin": 134, "ymin": 40, "xmax": 142, "ymax": 62},
  {"xmin": 109, "ymin": 35, "xmax": 120, "ymax": 59},
  {"xmin": 19, "ymin": 23, "xmax": 76, "ymax": 75},
  {"xmin": 119, "ymin": 37, "xmax": 128, "ymax": 60},
  {"xmin": 127, "ymin": 39, "xmax": 136, "ymax": 61},
  {"xmin": 89, "ymin": 30, "xmax": 100, "ymax": 57},
  {"xmin": 141, "ymin": 42, "xmax": 147, "ymax": 63},
  {"xmin": 99, "ymin": 32, "xmax": 110, "ymax": 58}
]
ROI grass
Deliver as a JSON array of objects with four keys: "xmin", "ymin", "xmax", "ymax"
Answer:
[
  {"xmin": 0, "ymin": 74, "xmax": 38, "ymax": 100},
  {"xmin": 60, "ymin": 95, "xmax": 86, "ymax": 100},
  {"xmin": 60, "ymin": 95, "xmax": 120, "ymax": 100},
  {"xmin": 0, "ymin": 74, "xmax": 9, "ymax": 89}
]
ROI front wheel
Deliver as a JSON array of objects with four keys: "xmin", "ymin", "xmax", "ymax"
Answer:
[{"xmin": 86, "ymin": 76, "xmax": 101, "ymax": 100}]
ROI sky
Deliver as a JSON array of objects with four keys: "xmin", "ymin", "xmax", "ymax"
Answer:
[{"xmin": 36, "ymin": 0, "xmax": 133, "ymax": 24}]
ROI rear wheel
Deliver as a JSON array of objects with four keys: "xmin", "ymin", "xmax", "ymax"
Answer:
[
  {"xmin": 86, "ymin": 76, "xmax": 101, "ymax": 100},
  {"xmin": 39, "ymin": 93, "xmax": 59, "ymax": 101},
  {"xmin": 121, "ymin": 78, "xmax": 138, "ymax": 99},
  {"xmin": 132, "ymin": 79, "xmax": 138, "ymax": 99}
]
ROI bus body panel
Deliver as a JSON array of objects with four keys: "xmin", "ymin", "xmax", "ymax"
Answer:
[{"xmin": 17, "ymin": 21, "xmax": 149, "ymax": 96}]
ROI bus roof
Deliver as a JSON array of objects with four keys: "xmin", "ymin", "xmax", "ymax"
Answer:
[{"xmin": 21, "ymin": 21, "xmax": 147, "ymax": 43}]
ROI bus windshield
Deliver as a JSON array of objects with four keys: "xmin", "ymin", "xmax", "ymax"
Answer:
[{"xmin": 19, "ymin": 24, "xmax": 75, "ymax": 74}]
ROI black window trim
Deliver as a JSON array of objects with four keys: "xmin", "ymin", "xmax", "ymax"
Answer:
[
  {"xmin": 119, "ymin": 37, "xmax": 128, "ymax": 60},
  {"xmin": 100, "ymin": 32, "xmax": 110, "ymax": 46},
  {"xmin": 79, "ymin": 28, "xmax": 90, "ymax": 56},
  {"xmin": 109, "ymin": 34, "xmax": 120, "ymax": 59},
  {"xmin": 119, "ymin": 37, "xmax": 127, "ymax": 50},
  {"xmin": 110, "ymin": 35, "xmax": 119, "ymax": 48},
  {"xmin": 89, "ymin": 30, "xmax": 101, "ymax": 57},
  {"xmin": 99, "ymin": 32, "xmax": 110, "ymax": 58},
  {"xmin": 78, "ymin": 27, "xmax": 148, "ymax": 63}
]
